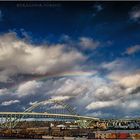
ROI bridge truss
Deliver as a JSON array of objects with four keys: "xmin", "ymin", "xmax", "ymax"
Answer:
[{"xmin": 0, "ymin": 99, "xmax": 99, "ymax": 129}]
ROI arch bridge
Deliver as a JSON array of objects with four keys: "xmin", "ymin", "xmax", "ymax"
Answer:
[{"xmin": 0, "ymin": 99, "xmax": 99, "ymax": 129}]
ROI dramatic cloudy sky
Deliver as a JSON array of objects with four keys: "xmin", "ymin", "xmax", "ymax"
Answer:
[{"xmin": 0, "ymin": 1, "xmax": 140, "ymax": 119}]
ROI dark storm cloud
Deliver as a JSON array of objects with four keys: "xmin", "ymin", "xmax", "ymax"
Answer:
[{"xmin": 130, "ymin": 86, "xmax": 140, "ymax": 95}]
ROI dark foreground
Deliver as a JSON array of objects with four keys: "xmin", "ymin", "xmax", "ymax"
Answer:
[{"xmin": 0, "ymin": 129, "xmax": 140, "ymax": 139}]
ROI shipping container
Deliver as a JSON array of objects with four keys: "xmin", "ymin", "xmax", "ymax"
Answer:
[{"xmin": 118, "ymin": 133, "xmax": 129, "ymax": 139}]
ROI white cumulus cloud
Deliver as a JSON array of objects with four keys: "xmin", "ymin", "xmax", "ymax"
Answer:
[
  {"xmin": 124, "ymin": 45, "xmax": 140, "ymax": 55},
  {"xmin": 86, "ymin": 100, "xmax": 118, "ymax": 110},
  {"xmin": 0, "ymin": 32, "xmax": 85, "ymax": 82},
  {"xmin": 1, "ymin": 100, "xmax": 20, "ymax": 106},
  {"xmin": 17, "ymin": 80, "xmax": 42, "ymax": 97},
  {"xmin": 129, "ymin": 6, "xmax": 140, "ymax": 21},
  {"xmin": 50, "ymin": 96, "xmax": 70, "ymax": 101},
  {"xmin": 79, "ymin": 37, "xmax": 100, "ymax": 49}
]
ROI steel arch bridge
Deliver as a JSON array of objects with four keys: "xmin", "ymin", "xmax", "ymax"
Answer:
[{"xmin": 0, "ymin": 99, "xmax": 99, "ymax": 129}]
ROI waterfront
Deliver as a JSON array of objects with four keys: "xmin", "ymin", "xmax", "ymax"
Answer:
[
  {"xmin": 1, "ymin": 127, "xmax": 140, "ymax": 139},
  {"xmin": 0, "ymin": 118, "xmax": 140, "ymax": 139},
  {"xmin": 0, "ymin": 131, "xmax": 140, "ymax": 139}
]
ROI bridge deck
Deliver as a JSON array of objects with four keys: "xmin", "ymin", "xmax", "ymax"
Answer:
[{"xmin": 0, "ymin": 112, "xmax": 99, "ymax": 120}]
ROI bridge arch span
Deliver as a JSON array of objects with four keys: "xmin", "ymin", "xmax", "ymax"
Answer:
[{"xmin": 24, "ymin": 99, "xmax": 77, "ymax": 116}]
